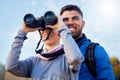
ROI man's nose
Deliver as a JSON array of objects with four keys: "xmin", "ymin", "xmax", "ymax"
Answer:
[{"xmin": 67, "ymin": 19, "xmax": 74, "ymax": 24}]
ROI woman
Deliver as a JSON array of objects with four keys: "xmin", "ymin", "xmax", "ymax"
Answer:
[{"xmin": 6, "ymin": 16, "xmax": 84, "ymax": 80}]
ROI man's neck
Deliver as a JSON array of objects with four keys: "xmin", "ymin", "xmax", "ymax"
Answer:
[{"xmin": 75, "ymin": 33, "xmax": 83, "ymax": 40}]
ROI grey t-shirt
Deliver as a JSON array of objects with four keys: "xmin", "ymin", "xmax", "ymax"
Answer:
[{"xmin": 6, "ymin": 25, "xmax": 84, "ymax": 80}]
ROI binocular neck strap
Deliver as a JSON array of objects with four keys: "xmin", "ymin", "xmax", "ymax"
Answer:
[
  {"xmin": 44, "ymin": 28, "xmax": 52, "ymax": 41},
  {"xmin": 35, "ymin": 30, "xmax": 43, "ymax": 54},
  {"xmin": 35, "ymin": 28, "xmax": 53, "ymax": 54}
]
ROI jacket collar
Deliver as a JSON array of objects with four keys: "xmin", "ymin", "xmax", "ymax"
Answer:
[{"xmin": 75, "ymin": 33, "xmax": 89, "ymax": 47}]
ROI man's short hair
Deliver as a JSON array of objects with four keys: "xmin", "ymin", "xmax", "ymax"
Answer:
[{"xmin": 60, "ymin": 4, "xmax": 83, "ymax": 17}]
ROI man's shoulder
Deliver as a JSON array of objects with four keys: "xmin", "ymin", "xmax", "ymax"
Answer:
[{"xmin": 94, "ymin": 44, "xmax": 108, "ymax": 57}]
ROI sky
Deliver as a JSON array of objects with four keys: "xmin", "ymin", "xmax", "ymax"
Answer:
[{"xmin": 0, "ymin": 0, "xmax": 120, "ymax": 64}]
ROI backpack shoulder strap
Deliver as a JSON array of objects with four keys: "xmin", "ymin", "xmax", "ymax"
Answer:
[{"xmin": 85, "ymin": 42, "xmax": 99, "ymax": 78}]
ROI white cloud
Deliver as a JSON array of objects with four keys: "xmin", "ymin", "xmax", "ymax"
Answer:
[
  {"xmin": 30, "ymin": 0, "xmax": 37, "ymax": 6},
  {"xmin": 83, "ymin": 0, "xmax": 120, "ymax": 60}
]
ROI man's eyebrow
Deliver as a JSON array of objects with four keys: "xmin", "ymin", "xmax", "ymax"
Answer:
[{"xmin": 62, "ymin": 17, "xmax": 69, "ymax": 21}]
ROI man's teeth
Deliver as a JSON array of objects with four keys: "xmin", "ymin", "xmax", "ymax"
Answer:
[{"xmin": 69, "ymin": 27, "xmax": 75, "ymax": 31}]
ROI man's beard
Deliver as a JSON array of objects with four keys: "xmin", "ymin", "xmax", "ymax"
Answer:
[{"xmin": 71, "ymin": 30, "xmax": 82, "ymax": 40}]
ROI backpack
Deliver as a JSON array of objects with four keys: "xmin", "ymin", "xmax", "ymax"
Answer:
[{"xmin": 84, "ymin": 42, "xmax": 99, "ymax": 78}]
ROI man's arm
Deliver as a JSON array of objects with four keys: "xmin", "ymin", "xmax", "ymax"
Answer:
[{"xmin": 95, "ymin": 45, "xmax": 115, "ymax": 80}]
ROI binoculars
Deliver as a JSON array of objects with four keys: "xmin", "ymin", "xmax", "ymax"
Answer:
[{"xmin": 24, "ymin": 11, "xmax": 57, "ymax": 30}]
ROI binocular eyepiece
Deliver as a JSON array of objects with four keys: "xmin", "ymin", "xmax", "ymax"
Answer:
[{"xmin": 24, "ymin": 11, "xmax": 58, "ymax": 30}]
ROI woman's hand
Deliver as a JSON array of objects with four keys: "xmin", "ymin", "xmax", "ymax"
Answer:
[
  {"xmin": 21, "ymin": 23, "xmax": 42, "ymax": 33},
  {"xmin": 46, "ymin": 16, "xmax": 64, "ymax": 29}
]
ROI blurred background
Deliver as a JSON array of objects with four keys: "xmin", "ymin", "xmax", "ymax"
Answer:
[
  {"xmin": 1, "ymin": 0, "xmax": 120, "ymax": 64},
  {"xmin": 0, "ymin": 0, "xmax": 120, "ymax": 79}
]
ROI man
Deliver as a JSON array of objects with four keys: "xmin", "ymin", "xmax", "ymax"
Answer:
[
  {"xmin": 6, "ymin": 12, "xmax": 84, "ymax": 79},
  {"xmin": 60, "ymin": 4, "xmax": 115, "ymax": 80}
]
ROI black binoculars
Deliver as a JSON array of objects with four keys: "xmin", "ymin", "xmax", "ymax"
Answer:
[{"xmin": 24, "ymin": 11, "xmax": 58, "ymax": 30}]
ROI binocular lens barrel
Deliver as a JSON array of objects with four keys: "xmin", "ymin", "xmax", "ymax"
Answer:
[
  {"xmin": 44, "ymin": 11, "xmax": 57, "ymax": 25},
  {"xmin": 24, "ymin": 11, "xmax": 57, "ymax": 29},
  {"xmin": 44, "ymin": 11, "xmax": 55, "ymax": 20},
  {"xmin": 24, "ymin": 14, "xmax": 35, "ymax": 25}
]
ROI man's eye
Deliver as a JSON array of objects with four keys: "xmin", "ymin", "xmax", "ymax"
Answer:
[
  {"xmin": 72, "ymin": 16, "xmax": 79, "ymax": 20},
  {"xmin": 63, "ymin": 18, "xmax": 69, "ymax": 22}
]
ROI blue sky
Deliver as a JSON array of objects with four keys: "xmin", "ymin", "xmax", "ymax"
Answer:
[{"xmin": 0, "ymin": 0, "xmax": 120, "ymax": 64}]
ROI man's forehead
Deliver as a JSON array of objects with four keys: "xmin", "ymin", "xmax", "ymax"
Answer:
[
  {"xmin": 61, "ymin": 11, "xmax": 81, "ymax": 17},
  {"xmin": 62, "ymin": 10, "xmax": 80, "ymax": 15}
]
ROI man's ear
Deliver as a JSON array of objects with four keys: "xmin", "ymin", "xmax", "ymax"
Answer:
[{"xmin": 82, "ymin": 21, "xmax": 85, "ymax": 28}]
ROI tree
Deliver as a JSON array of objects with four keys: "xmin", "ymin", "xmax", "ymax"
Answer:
[{"xmin": 110, "ymin": 57, "xmax": 120, "ymax": 80}]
